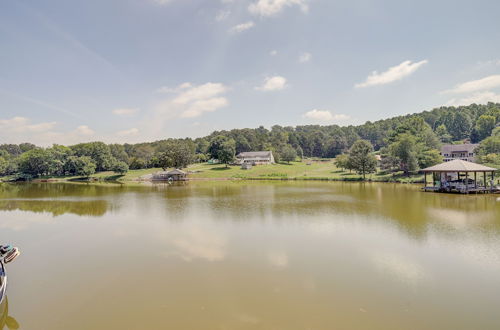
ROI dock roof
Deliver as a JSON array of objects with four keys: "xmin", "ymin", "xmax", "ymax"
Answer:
[{"xmin": 421, "ymin": 159, "xmax": 497, "ymax": 172}]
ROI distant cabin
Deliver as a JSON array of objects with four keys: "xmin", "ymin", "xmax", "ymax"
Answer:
[
  {"xmin": 241, "ymin": 163, "xmax": 253, "ymax": 170},
  {"xmin": 152, "ymin": 169, "xmax": 187, "ymax": 181},
  {"xmin": 441, "ymin": 144, "xmax": 479, "ymax": 163},
  {"xmin": 237, "ymin": 151, "xmax": 275, "ymax": 165}
]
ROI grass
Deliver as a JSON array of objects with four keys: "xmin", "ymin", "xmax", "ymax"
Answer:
[
  {"xmin": 0, "ymin": 161, "xmax": 425, "ymax": 184},
  {"xmin": 186, "ymin": 161, "xmax": 424, "ymax": 183}
]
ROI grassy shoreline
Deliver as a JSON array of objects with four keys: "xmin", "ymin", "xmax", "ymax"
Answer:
[{"xmin": 1, "ymin": 160, "xmax": 425, "ymax": 184}]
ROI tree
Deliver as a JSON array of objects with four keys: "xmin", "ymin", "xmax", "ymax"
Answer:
[
  {"xmin": 0, "ymin": 156, "xmax": 8, "ymax": 176},
  {"xmin": 419, "ymin": 149, "xmax": 442, "ymax": 168},
  {"xmin": 208, "ymin": 135, "xmax": 230, "ymax": 159},
  {"xmin": 452, "ymin": 112, "xmax": 473, "ymax": 140},
  {"xmin": 109, "ymin": 144, "xmax": 129, "ymax": 164},
  {"xmin": 18, "ymin": 148, "xmax": 52, "ymax": 177},
  {"xmin": 435, "ymin": 124, "xmax": 452, "ymax": 143},
  {"xmin": 475, "ymin": 115, "xmax": 497, "ymax": 141},
  {"xmin": 296, "ymin": 146, "xmax": 304, "ymax": 160},
  {"xmin": 347, "ymin": 140, "xmax": 377, "ymax": 179},
  {"xmin": 157, "ymin": 142, "xmax": 194, "ymax": 170},
  {"xmin": 64, "ymin": 156, "xmax": 96, "ymax": 177},
  {"xmin": 334, "ymin": 154, "xmax": 349, "ymax": 171},
  {"xmin": 476, "ymin": 128, "xmax": 500, "ymax": 166},
  {"xmin": 281, "ymin": 145, "xmax": 297, "ymax": 163},
  {"xmin": 380, "ymin": 155, "xmax": 400, "ymax": 173},
  {"xmin": 71, "ymin": 142, "xmax": 116, "ymax": 171},
  {"xmin": 389, "ymin": 134, "xmax": 419, "ymax": 175},
  {"xmin": 218, "ymin": 139, "xmax": 236, "ymax": 167},
  {"xmin": 111, "ymin": 160, "xmax": 129, "ymax": 174}
]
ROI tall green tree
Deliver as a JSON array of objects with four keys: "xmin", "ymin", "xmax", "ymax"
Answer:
[
  {"xmin": 281, "ymin": 145, "xmax": 297, "ymax": 163},
  {"xmin": 475, "ymin": 115, "xmax": 497, "ymax": 141},
  {"xmin": 334, "ymin": 154, "xmax": 349, "ymax": 171},
  {"xmin": 218, "ymin": 139, "xmax": 236, "ymax": 167},
  {"xmin": 18, "ymin": 148, "xmax": 52, "ymax": 177},
  {"xmin": 347, "ymin": 140, "xmax": 377, "ymax": 179},
  {"xmin": 389, "ymin": 134, "xmax": 419, "ymax": 175},
  {"xmin": 157, "ymin": 142, "xmax": 194, "ymax": 170},
  {"xmin": 64, "ymin": 156, "xmax": 96, "ymax": 177}
]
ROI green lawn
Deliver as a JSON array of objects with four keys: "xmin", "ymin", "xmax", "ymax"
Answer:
[
  {"xmin": 186, "ymin": 161, "xmax": 423, "ymax": 183},
  {"xmin": 1, "ymin": 161, "xmax": 424, "ymax": 183}
]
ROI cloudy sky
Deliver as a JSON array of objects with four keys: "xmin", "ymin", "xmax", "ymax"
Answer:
[{"xmin": 1, "ymin": 0, "xmax": 500, "ymax": 145}]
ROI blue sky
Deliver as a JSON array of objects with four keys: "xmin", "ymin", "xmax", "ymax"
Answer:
[{"xmin": 1, "ymin": 0, "xmax": 500, "ymax": 145}]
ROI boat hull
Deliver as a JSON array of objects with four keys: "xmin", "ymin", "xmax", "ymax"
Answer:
[{"xmin": 0, "ymin": 262, "xmax": 6, "ymax": 305}]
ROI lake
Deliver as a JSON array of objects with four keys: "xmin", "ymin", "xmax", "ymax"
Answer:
[{"xmin": 0, "ymin": 181, "xmax": 499, "ymax": 330}]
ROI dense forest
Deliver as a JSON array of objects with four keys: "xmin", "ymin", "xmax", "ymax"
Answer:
[{"xmin": 1, "ymin": 103, "xmax": 499, "ymax": 179}]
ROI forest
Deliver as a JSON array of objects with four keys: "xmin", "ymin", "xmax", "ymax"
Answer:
[{"xmin": 1, "ymin": 102, "xmax": 499, "ymax": 179}]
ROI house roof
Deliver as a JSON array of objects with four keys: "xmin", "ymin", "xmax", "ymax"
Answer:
[
  {"xmin": 237, "ymin": 151, "xmax": 273, "ymax": 158},
  {"xmin": 167, "ymin": 169, "xmax": 186, "ymax": 175},
  {"xmin": 421, "ymin": 159, "xmax": 497, "ymax": 172},
  {"xmin": 441, "ymin": 144, "xmax": 479, "ymax": 153},
  {"xmin": 154, "ymin": 169, "xmax": 186, "ymax": 175}
]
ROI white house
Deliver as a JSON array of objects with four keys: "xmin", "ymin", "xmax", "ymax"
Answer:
[
  {"xmin": 441, "ymin": 144, "xmax": 479, "ymax": 163},
  {"xmin": 236, "ymin": 151, "xmax": 275, "ymax": 165}
]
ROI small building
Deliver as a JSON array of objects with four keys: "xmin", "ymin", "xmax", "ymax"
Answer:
[
  {"xmin": 152, "ymin": 169, "xmax": 187, "ymax": 181},
  {"xmin": 241, "ymin": 163, "xmax": 253, "ymax": 170},
  {"xmin": 421, "ymin": 159, "xmax": 497, "ymax": 194},
  {"xmin": 441, "ymin": 144, "xmax": 479, "ymax": 163},
  {"xmin": 236, "ymin": 151, "xmax": 275, "ymax": 165}
]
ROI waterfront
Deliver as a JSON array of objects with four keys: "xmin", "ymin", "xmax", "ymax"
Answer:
[{"xmin": 1, "ymin": 182, "xmax": 499, "ymax": 329}]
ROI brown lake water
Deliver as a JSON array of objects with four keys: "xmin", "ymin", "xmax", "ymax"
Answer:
[{"xmin": 0, "ymin": 181, "xmax": 499, "ymax": 330}]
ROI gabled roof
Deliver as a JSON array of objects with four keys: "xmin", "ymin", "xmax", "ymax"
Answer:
[
  {"xmin": 154, "ymin": 169, "xmax": 186, "ymax": 175},
  {"xmin": 441, "ymin": 144, "xmax": 479, "ymax": 153},
  {"xmin": 167, "ymin": 169, "xmax": 186, "ymax": 175},
  {"xmin": 237, "ymin": 151, "xmax": 273, "ymax": 158},
  {"xmin": 421, "ymin": 159, "xmax": 497, "ymax": 172}
]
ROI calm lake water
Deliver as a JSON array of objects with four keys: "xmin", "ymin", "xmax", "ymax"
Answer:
[{"xmin": 0, "ymin": 181, "xmax": 499, "ymax": 330}]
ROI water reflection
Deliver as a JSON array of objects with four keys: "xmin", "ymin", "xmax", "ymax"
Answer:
[
  {"xmin": 0, "ymin": 298, "xmax": 19, "ymax": 330},
  {"xmin": 0, "ymin": 200, "xmax": 108, "ymax": 217},
  {"xmin": 0, "ymin": 182, "xmax": 499, "ymax": 329}
]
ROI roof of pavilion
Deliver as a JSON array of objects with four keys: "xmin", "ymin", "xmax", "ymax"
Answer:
[{"xmin": 421, "ymin": 159, "xmax": 497, "ymax": 172}]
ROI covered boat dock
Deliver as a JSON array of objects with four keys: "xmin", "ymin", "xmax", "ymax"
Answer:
[{"xmin": 421, "ymin": 159, "xmax": 498, "ymax": 194}]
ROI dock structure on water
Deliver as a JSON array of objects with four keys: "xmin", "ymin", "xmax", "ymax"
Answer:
[
  {"xmin": 421, "ymin": 159, "xmax": 499, "ymax": 194},
  {"xmin": 152, "ymin": 169, "xmax": 187, "ymax": 181}
]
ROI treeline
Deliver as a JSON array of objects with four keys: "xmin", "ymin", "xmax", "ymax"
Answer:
[{"xmin": 1, "ymin": 103, "xmax": 499, "ymax": 178}]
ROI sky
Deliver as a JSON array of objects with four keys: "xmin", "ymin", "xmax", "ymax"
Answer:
[{"xmin": 1, "ymin": 0, "xmax": 500, "ymax": 146}]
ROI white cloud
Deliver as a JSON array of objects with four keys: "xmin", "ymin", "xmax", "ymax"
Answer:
[
  {"xmin": 255, "ymin": 76, "xmax": 287, "ymax": 91},
  {"xmin": 116, "ymin": 128, "xmax": 140, "ymax": 137},
  {"xmin": 155, "ymin": 82, "xmax": 229, "ymax": 119},
  {"xmin": 156, "ymin": 82, "xmax": 192, "ymax": 94},
  {"xmin": 0, "ymin": 117, "xmax": 99, "ymax": 145},
  {"xmin": 181, "ymin": 97, "xmax": 228, "ymax": 118},
  {"xmin": 75, "ymin": 125, "xmax": 94, "ymax": 135},
  {"xmin": 249, "ymin": 0, "xmax": 309, "ymax": 17},
  {"xmin": 229, "ymin": 21, "xmax": 255, "ymax": 34},
  {"xmin": 446, "ymin": 91, "xmax": 500, "ymax": 106},
  {"xmin": 303, "ymin": 109, "xmax": 350, "ymax": 122},
  {"xmin": 173, "ymin": 83, "xmax": 228, "ymax": 105},
  {"xmin": 167, "ymin": 224, "xmax": 227, "ymax": 262},
  {"xmin": 112, "ymin": 108, "xmax": 139, "ymax": 116},
  {"xmin": 442, "ymin": 75, "xmax": 500, "ymax": 94},
  {"xmin": 0, "ymin": 117, "xmax": 57, "ymax": 133},
  {"xmin": 355, "ymin": 59, "xmax": 428, "ymax": 88},
  {"xmin": 215, "ymin": 10, "xmax": 230, "ymax": 21},
  {"xmin": 270, "ymin": 50, "xmax": 278, "ymax": 56},
  {"xmin": 299, "ymin": 52, "xmax": 311, "ymax": 63}
]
